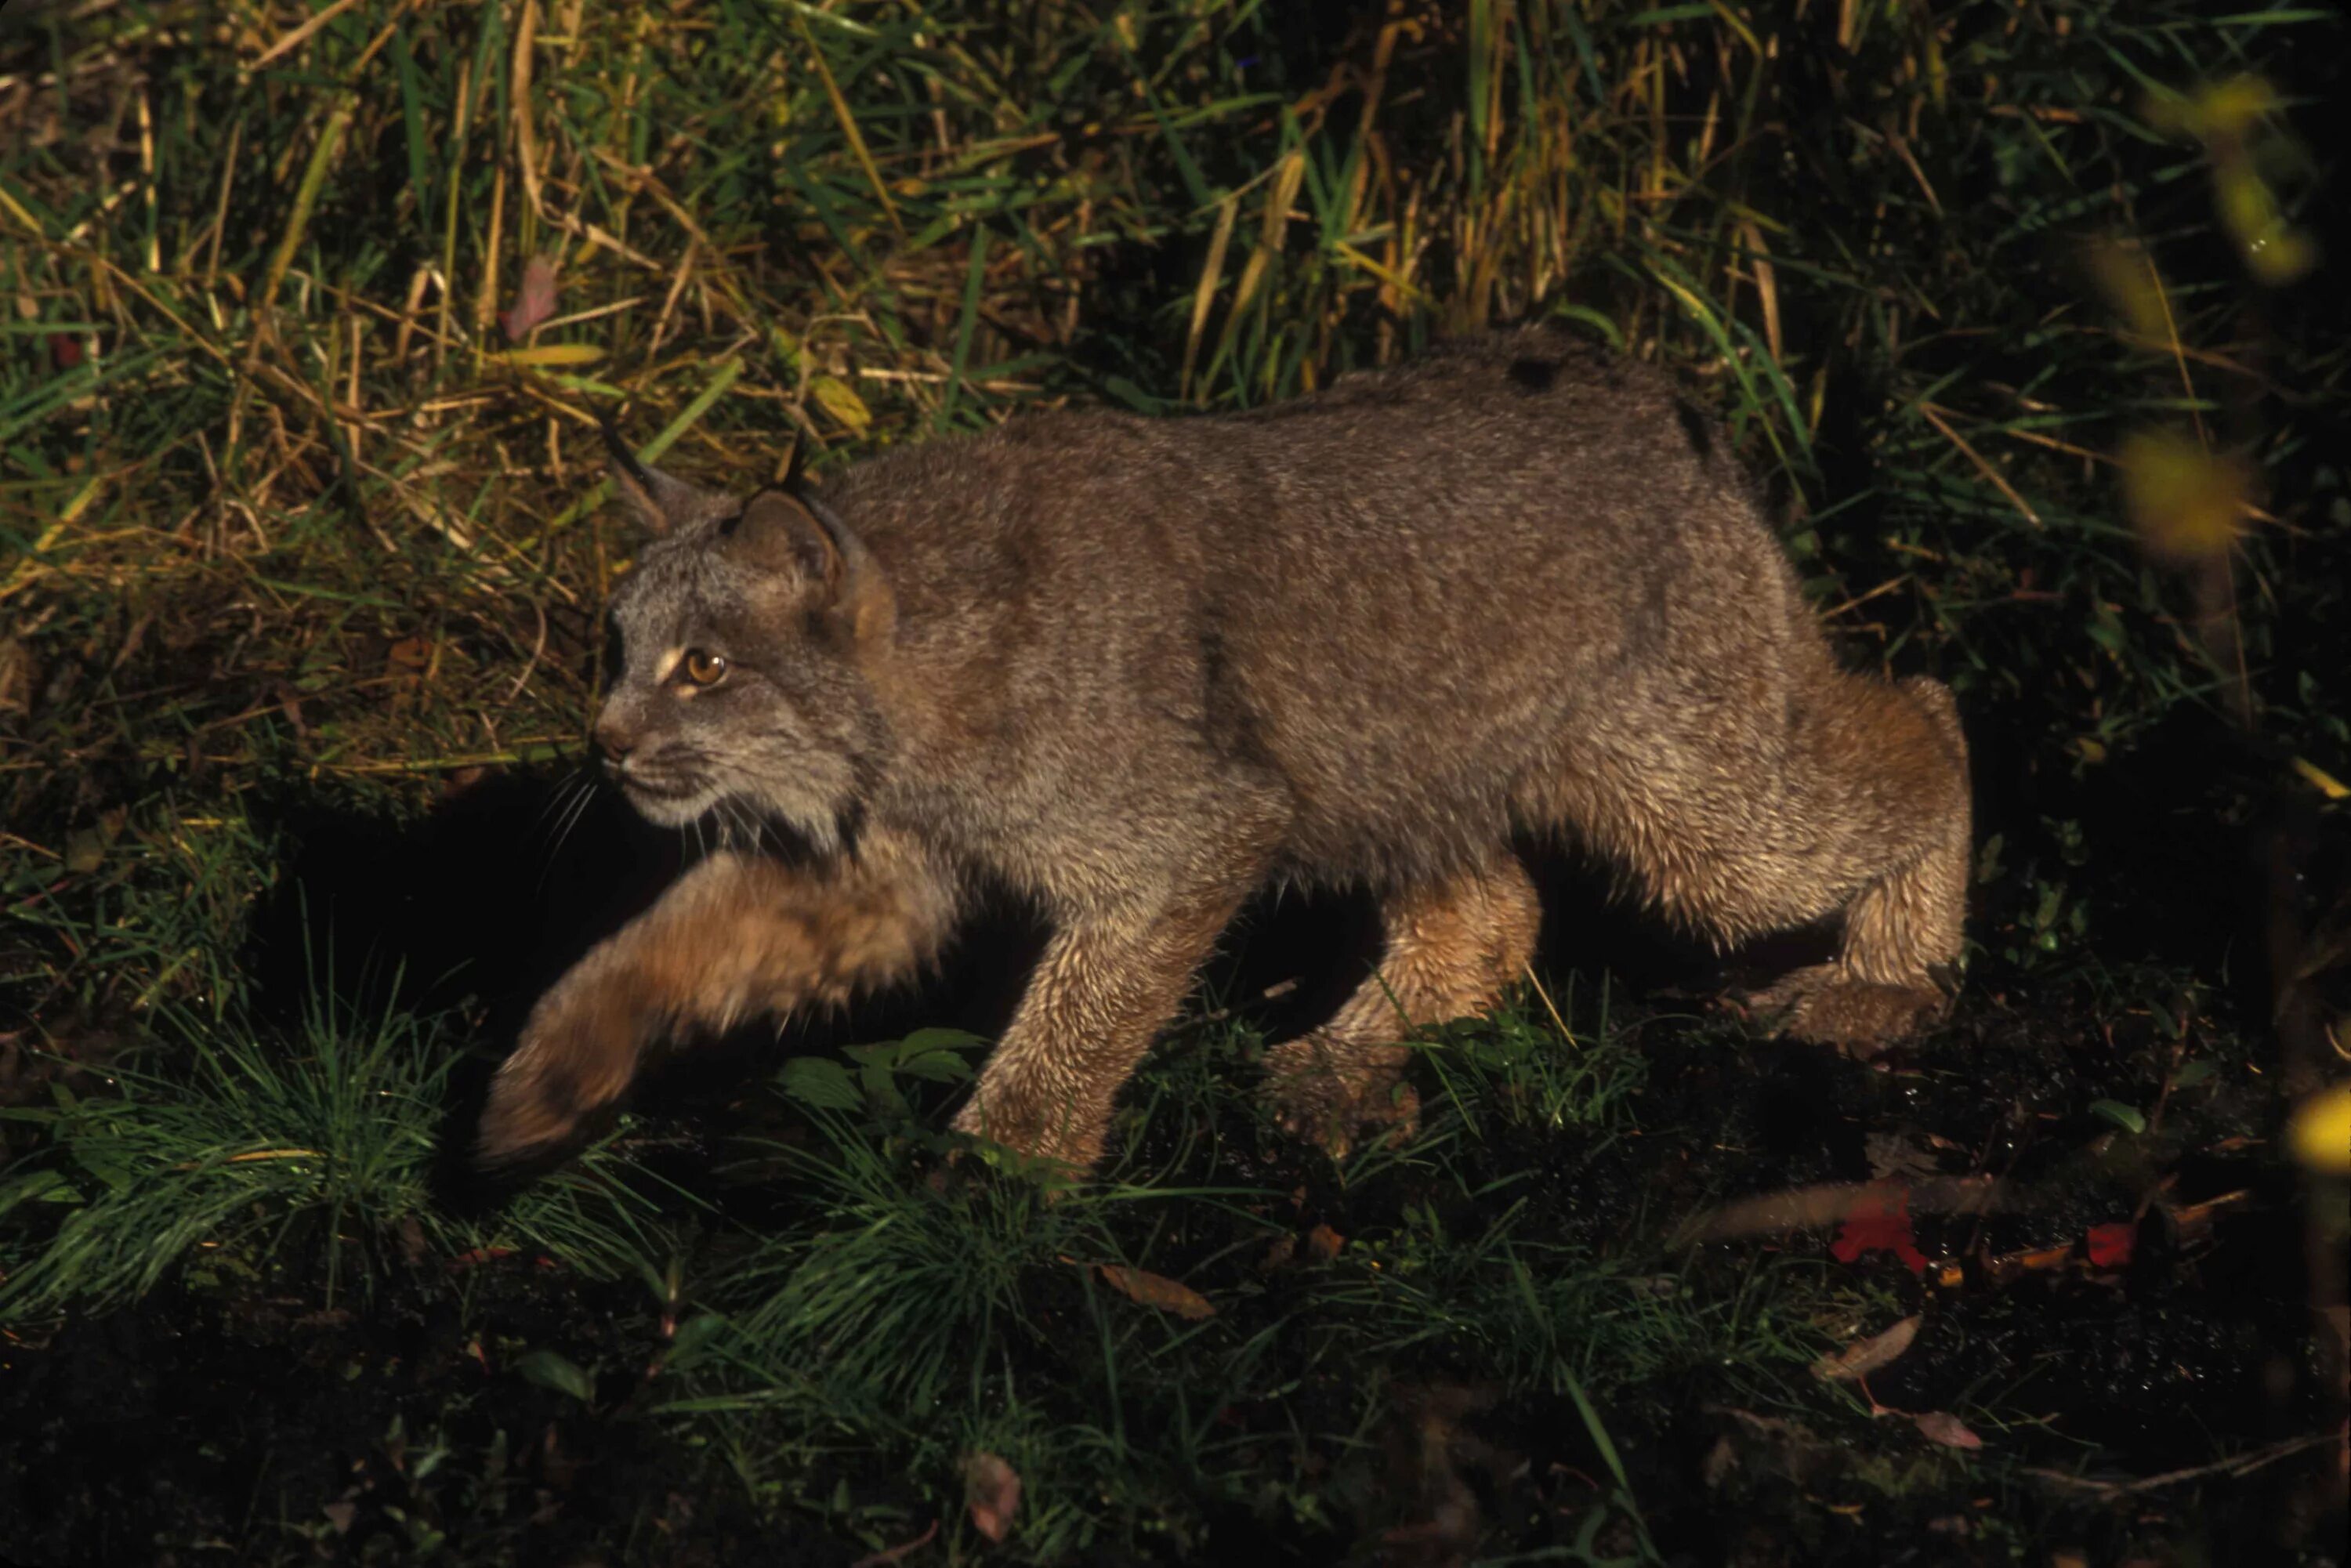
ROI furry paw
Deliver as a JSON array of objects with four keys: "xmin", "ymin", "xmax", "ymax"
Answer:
[
  {"xmin": 1259, "ymin": 1035, "xmax": 1420, "ymax": 1158},
  {"xmin": 1747, "ymin": 964, "xmax": 1947, "ymax": 1055},
  {"xmin": 473, "ymin": 999, "xmax": 643, "ymax": 1172},
  {"xmin": 948, "ymin": 1095, "xmax": 1102, "ymax": 1182}
]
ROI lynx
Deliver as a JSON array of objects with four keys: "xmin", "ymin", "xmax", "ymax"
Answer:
[{"xmin": 474, "ymin": 329, "xmax": 1969, "ymax": 1175}]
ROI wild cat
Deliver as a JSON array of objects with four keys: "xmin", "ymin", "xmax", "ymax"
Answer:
[{"xmin": 474, "ymin": 328, "xmax": 1969, "ymax": 1175}]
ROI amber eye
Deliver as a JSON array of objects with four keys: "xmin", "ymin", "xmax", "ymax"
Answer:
[{"xmin": 679, "ymin": 648, "xmax": 728, "ymax": 687}]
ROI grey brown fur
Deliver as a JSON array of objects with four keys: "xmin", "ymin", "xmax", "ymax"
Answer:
[{"xmin": 476, "ymin": 330, "xmax": 1969, "ymax": 1173}]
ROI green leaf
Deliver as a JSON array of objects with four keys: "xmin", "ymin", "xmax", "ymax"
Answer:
[
  {"xmin": 2171, "ymin": 1060, "xmax": 2218, "ymax": 1091},
  {"xmin": 662, "ymin": 1313, "xmax": 730, "ymax": 1373},
  {"xmin": 67, "ymin": 1144, "xmax": 136, "ymax": 1194},
  {"xmin": 898, "ymin": 1027, "xmax": 987, "ymax": 1053},
  {"xmin": 897, "ymin": 1051, "xmax": 975, "ymax": 1085},
  {"xmin": 777, "ymin": 1056, "xmax": 861, "ymax": 1112},
  {"xmin": 2088, "ymin": 1099, "xmax": 2148, "ymax": 1135},
  {"xmin": 0, "ymin": 1168, "xmax": 79, "ymax": 1218},
  {"xmin": 513, "ymin": 1349, "xmax": 595, "ymax": 1405},
  {"xmin": 860, "ymin": 1062, "xmax": 908, "ymax": 1118}
]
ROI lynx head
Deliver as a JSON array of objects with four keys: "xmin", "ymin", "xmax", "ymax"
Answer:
[{"xmin": 590, "ymin": 427, "xmax": 897, "ymax": 854}]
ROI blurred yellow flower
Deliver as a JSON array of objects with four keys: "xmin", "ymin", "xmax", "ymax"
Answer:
[
  {"xmin": 2143, "ymin": 74, "xmax": 2317, "ymax": 287},
  {"xmin": 2084, "ymin": 237, "xmax": 2171, "ymax": 342},
  {"xmin": 2215, "ymin": 165, "xmax": 2316, "ymax": 286},
  {"xmin": 2287, "ymin": 1083, "xmax": 2350, "ymax": 1175},
  {"xmin": 2144, "ymin": 74, "xmax": 2281, "ymax": 141},
  {"xmin": 2118, "ymin": 429, "xmax": 2249, "ymax": 564}
]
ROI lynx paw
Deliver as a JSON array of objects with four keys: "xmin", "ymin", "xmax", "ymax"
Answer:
[
  {"xmin": 949, "ymin": 1095, "xmax": 1102, "ymax": 1182},
  {"xmin": 1259, "ymin": 1035, "xmax": 1420, "ymax": 1158},
  {"xmin": 474, "ymin": 1009, "xmax": 640, "ymax": 1172},
  {"xmin": 1748, "ymin": 964, "xmax": 1947, "ymax": 1056}
]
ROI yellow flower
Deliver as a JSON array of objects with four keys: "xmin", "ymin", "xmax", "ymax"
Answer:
[
  {"xmin": 2118, "ymin": 429, "xmax": 2248, "ymax": 565},
  {"xmin": 2288, "ymin": 1084, "xmax": 2350, "ymax": 1175}
]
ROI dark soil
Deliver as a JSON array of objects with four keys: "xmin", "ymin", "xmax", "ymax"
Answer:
[{"xmin": 2, "ymin": 762, "xmax": 2338, "ymax": 1563}]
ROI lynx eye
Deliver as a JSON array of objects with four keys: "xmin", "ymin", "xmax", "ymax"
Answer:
[{"xmin": 679, "ymin": 648, "xmax": 728, "ymax": 687}]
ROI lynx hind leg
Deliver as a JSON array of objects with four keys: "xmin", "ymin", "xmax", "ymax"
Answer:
[
  {"xmin": 1753, "ymin": 675, "xmax": 1970, "ymax": 1052},
  {"xmin": 1262, "ymin": 851, "xmax": 1543, "ymax": 1154}
]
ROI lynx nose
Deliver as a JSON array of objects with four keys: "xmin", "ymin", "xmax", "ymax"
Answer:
[{"xmin": 592, "ymin": 721, "xmax": 635, "ymax": 765}]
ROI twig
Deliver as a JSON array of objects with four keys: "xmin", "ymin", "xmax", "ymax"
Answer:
[{"xmin": 2023, "ymin": 1429, "xmax": 2339, "ymax": 1497}]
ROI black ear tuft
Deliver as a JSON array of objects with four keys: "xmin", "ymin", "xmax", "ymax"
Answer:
[
  {"xmin": 601, "ymin": 418, "xmax": 715, "ymax": 535},
  {"xmin": 781, "ymin": 436, "xmax": 814, "ymax": 496}
]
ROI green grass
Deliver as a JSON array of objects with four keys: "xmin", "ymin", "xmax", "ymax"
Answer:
[
  {"xmin": 665, "ymin": 1011, "xmax": 1759, "ymax": 1562},
  {"xmin": 1, "ymin": 0, "xmax": 2345, "ymax": 1561},
  {"xmin": 0, "ymin": 959, "xmax": 684, "ymax": 1319}
]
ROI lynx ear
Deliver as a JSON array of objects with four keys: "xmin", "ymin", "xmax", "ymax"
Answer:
[
  {"xmin": 725, "ymin": 487, "xmax": 895, "ymax": 643},
  {"xmin": 600, "ymin": 419, "xmax": 713, "ymax": 536}
]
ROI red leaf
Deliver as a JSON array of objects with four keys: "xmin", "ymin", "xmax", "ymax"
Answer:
[
  {"xmin": 1830, "ymin": 1184, "xmax": 1930, "ymax": 1274},
  {"xmin": 2085, "ymin": 1222, "xmax": 2135, "ymax": 1269},
  {"xmin": 52, "ymin": 335, "xmax": 84, "ymax": 370},
  {"xmin": 499, "ymin": 255, "xmax": 560, "ymax": 341}
]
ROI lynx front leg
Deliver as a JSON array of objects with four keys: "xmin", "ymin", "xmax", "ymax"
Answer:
[
  {"xmin": 951, "ymin": 873, "xmax": 1255, "ymax": 1175},
  {"xmin": 476, "ymin": 837, "xmax": 955, "ymax": 1168},
  {"xmin": 1262, "ymin": 850, "xmax": 1543, "ymax": 1155}
]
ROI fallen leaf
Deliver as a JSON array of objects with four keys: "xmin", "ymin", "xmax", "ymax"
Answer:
[
  {"xmin": 962, "ymin": 1451, "xmax": 1020, "ymax": 1544},
  {"xmin": 321, "ymin": 1500, "xmax": 357, "ymax": 1535},
  {"xmin": 811, "ymin": 373, "xmax": 872, "ymax": 435},
  {"xmin": 2085, "ymin": 1222, "xmax": 2135, "ymax": 1269},
  {"xmin": 1913, "ymin": 1410, "xmax": 1983, "ymax": 1450},
  {"xmin": 500, "ymin": 254, "xmax": 560, "ymax": 340},
  {"xmin": 63, "ymin": 828, "xmax": 104, "ymax": 875},
  {"xmin": 1097, "ymin": 1263, "xmax": 1215, "ymax": 1320},
  {"xmin": 488, "ymin": 342, "xmax": 604, "ymax": 368},
  {"xmin": 1304, "ymin": 1223, "xmax": 1345, "ymax": 1262},
  {"xmin": 1811, "ymin": 1314, "xmax": 1922, "ymax": 1382},
  {"xmin": 1829, "ymin": 1184, "xmax": 1930, "ymax": 1274}
]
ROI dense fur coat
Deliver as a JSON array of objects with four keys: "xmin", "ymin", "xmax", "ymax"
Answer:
[{"xmin": 476, "ymin": 330, "xmax": 1969, "ymax": 1173}]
